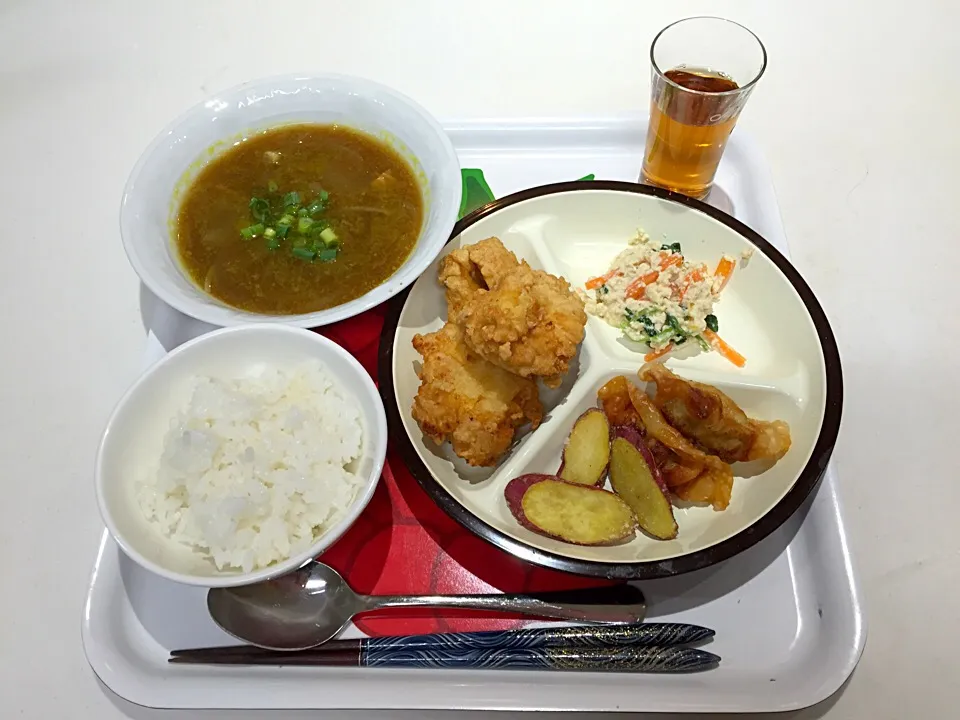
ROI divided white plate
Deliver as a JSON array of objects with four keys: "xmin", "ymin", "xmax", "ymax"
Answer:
[{"xmin": 385, "ymin": 183, "xmax": 841, "ymax": 578}]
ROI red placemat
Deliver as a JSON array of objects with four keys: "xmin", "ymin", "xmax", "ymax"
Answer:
[{"xmin": 316, "ymin": 304, "xmax": 611, "ymax": 637}]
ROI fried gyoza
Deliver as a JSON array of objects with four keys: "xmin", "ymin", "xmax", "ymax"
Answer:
[
  {"xmin": 598, "ymin": 375, "xmax": 641, "ymax": 427},
  {"xmin": 639, "ymin": 363, "xmax": 792, "ymax": 463},
  {"xmin": 411, "ymin": 322, "xmax": 543, "ymax": 467},
  {"xmin": 439, "ymin": 237, "xmax": 587, "ymax": 388},
  {"xmin": 627, "ymin": 381, "xmax": 734, "ymax": 510},
  {"xmin": 597, "ymin": 375, "xmax": 734, "ymax": 510},
  {"xmin": 599, "ymin": 376, "xmax": 706, "ymax": 488}
]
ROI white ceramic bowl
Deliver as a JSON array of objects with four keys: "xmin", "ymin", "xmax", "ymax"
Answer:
[
  {"xmin": 95, "ymin": 325, "xmax": 388, "ymax": 587},
  {"xmin": 121, "ymin": 73, "xmax": 461, "ymax": 327}
]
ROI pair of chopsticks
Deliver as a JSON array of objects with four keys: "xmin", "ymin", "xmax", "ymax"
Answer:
[{"xmin": 170, "ymin": 623, "xmax": 719, "ymax": 673}]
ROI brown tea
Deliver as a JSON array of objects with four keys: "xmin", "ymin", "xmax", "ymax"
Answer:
[{"xmin": 641, "ymin": 68, "xmax": 743, "ymax": 199}]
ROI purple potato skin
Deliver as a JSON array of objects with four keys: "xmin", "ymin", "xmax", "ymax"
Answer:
[
  {"xmin": 504, "ymin": 474, "xmax": 558, "ymax": 533},
  {"xmin": 504, "ymin": 474, "xmax": 637, "ymax": 545}
]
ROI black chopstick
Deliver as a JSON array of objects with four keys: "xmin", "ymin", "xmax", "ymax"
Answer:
[
  {"xmin": 172, "ymin": 622, "xmax": 713, "ymax": 658},
  {"xmin": 169, "ymin": 644, "xmax": 719, "ymax": 672},
  {"xmin": 170, "ymin": 622, "xmax": 717, "ymax": 672}
]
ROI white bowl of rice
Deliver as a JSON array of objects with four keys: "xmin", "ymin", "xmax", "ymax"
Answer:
[{"xmin": 95, "ymin": 324, "xmax": 387, "ymax": 587}]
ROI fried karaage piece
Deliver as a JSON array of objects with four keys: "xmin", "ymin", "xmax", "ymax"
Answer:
[
  {"xmin": 639, "ymin": 363, "xmax": 792, "ymax": 463},
  {"xmin": 411, "ymin": 322, "xmax": 543, "ymax": 467},
  {"xmin": 439, "ymin": 237, "xmax": 587, "ymax": 388},
  {"xmin": 458, "ymin": 236, "xmax": 522, "ymax": 286},
  {"xmin": 440, "ymin": 239, "xmax": 586, "ymax": 388},
  {"xmin": 438, "ymin": 236, "xmax": 521, "ymax": 315}
]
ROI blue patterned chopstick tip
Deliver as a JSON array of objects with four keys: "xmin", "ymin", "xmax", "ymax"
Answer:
[
  {"xmin": 544, "ymin": 646, "xmax": 720, "ymax": 673},
  {"xmin": 362, "ymin": 646, "xmax": 719, "ymax": 673},
  {"xmin": 363, "ymin": 622, "xmax": 714, "ymax": 652}
]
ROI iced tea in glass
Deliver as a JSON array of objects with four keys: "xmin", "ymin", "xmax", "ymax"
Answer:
[{"xmin": 641, "ymin": 17, "xmax": 766, "ymax": 199}]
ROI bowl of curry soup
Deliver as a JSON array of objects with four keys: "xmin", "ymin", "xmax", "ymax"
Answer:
[{"xmin": 121, "ymin": 74, "xmax": 461, "ymax": 327}]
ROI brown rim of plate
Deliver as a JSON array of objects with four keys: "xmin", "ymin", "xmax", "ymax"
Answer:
[{"xmin": 377, "ymin": 180, "xmax": 843, "ymax": 580}]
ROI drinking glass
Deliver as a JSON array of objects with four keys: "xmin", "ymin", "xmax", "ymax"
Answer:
[{"xmin": 640, "ymin": 17, "xmax": 766, "ymax": 199}]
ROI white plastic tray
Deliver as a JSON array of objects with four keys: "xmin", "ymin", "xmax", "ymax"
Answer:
[{"xmin": 82, "ymin": 118, "xmax": 865, "ymax": 713}]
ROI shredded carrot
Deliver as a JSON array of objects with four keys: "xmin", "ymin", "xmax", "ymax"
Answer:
[
  {"xmin": 678, "ymin": 267, "xmax": 705, "ymax": 301},
  {"xmin": 713, "ymin": 257, "xmax": 736, "ymax": 292},
  {"xmin": 644, "ymin": 343, "xmax": 674, "ymax": 362},
  {"xmin": 625, "ymin": 270, "xmax": 660, "ymax": 300},
  {"xmin": 585, "ymin": 269, "xmax": 618, "ymax": 290},
  {"xmin": 660, "ymin": 254, "xmax": 682, "ymax": 270},
  {"xmin": 703, "ymin": 329, "xmax": 746, "ymax": 367},
  {"xmin": 625, "ymin": 280, "xmax": 646, "ymax": 300}
]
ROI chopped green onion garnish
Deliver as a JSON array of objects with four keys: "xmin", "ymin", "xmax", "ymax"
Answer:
[
  {"xmin": 660, "ymin": 242, "xmax": 682, "ymax": 254},
  {"xmin": 307, "ymin": 220, "xmax": 330, "ymax": 235},
  {"xmin": 249, "ymin": 198, "xmax": 270, "ymax": 222},
  {"xmin": 242, "ymin": 189, "xmax": 338, "ymax": 261},
  {"xmin": 705, "ymin": 314, "xmax": 719, "ymax": 332},
  {"xmin": 291, "ymin": 247, "xmax": 316, "ymax": 261},
  {"xmin": 306, "ymin": 193, "xmax": 329, "ymax": 216},
  {"xmin": 696, "ymin": 335, "xmax": 711, "ymax": 352},
  {"xmin": 240, "ymin": 223, "xmax": 264, "ymax": 239}
]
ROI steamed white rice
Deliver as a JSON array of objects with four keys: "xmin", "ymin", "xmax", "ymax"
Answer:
[{"xmin": 138, "ymin": 361, "xmax": 364, "ymax": 572}]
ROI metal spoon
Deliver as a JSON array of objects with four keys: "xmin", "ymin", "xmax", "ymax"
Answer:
[{"xmin": 208, "ymin": 561, "xmax": 646, "ymax": 651}]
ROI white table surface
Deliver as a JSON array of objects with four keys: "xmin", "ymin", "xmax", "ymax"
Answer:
[{"xmin": 1, "ymin": 0, "xmax": 956, "ymax": 718}]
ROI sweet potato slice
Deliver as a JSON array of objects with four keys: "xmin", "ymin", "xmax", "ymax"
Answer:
[
  {"xmin": 558, "ymin": 408, "xmax": 611, "ymax": 486},
  {"xmin": 610, "ymin": 426, "xmax": 669, "ymax": 493},
  {"xmin": 608, "ymin": 430, "xmax": 678, "ymax": 541},
  {"xmin": 505, "ymin": 474, "xmax": 636, "ymax": 545}
]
